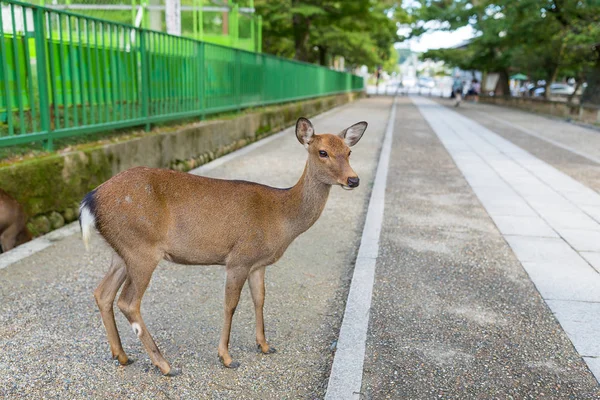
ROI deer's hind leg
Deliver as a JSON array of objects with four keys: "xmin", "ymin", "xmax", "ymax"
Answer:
[
  {"xmin": 94, "ymin": 253, "xmax": 130, "ymax": 365},
  {"xmin": 117, "ymin": 254, "xmax": 178, "ymax": 376}
]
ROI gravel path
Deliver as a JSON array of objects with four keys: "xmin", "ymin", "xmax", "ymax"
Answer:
[{"xmin": 0, "ymin": 97, "xmax": 392, "ymax": 399}]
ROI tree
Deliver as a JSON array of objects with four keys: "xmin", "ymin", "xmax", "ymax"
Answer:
[
  {"xmin": 383, "ymin": 45, "xmax": 400, "ymax": 74},
  {"xmin": 255, "ymin": 1, "xmax": 407, "ymax": 69},
  {"xmin": 411, "ymin": 1, "xmax": 600, "ymax": 102},
  {"xmin": 410, "ymin": 0, "xmax": 515, "ymax": 95}
]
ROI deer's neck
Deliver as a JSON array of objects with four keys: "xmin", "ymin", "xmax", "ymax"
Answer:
[{"xmin": 285, "ymin": 162, "xmax": 332, "ymax": 237}]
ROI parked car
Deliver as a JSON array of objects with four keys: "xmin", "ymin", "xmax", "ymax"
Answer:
[
  {"xmin": 533, "ymin": 83, "xmax": 575, "ymax": 97},
  {"xmin": 418, "ymin": 77, "xmax": 436, "ymax": 88}
]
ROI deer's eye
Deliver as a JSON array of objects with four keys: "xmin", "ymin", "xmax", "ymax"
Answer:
[
  {"xmin": 348, "ymin": 150, "xmax": 352, "ymax": 157},
  {"xmin": 319, "ymin": 150, "xmax": 328, "ymax": 158}
]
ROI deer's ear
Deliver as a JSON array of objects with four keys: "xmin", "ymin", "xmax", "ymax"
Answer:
[
  {"xmin": 338, "ymin": 121, "xmax": 367, "ymax": 147},
  {"xmin": 296, "ymin": 117, "xmax": 315, "ymax": 148}
]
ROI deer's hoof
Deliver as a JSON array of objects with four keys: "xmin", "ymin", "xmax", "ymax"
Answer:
[
  {"xmin": 225, "ymin": 360, "xmax": 240, "ymax": 369},
  {"xmin": 114, "ymin": 356, "xmax": 134, "ymax": 366},
  {"xmin": 218, "ymin": 355, "xmax": 240, "ymax": 369},
  {"xmin": 163, "ymin": 367, "xmax": 182, "ymax": 377},
  {"xmin": 257, "ymin": 344, "xmax": 277, "ymax": 354}
]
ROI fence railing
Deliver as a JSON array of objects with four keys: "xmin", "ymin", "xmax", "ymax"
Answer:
[{"xmin": 0, "ymin": 0, "xmax": 364, "ymax": 150}]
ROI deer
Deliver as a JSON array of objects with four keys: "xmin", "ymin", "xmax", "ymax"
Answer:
[
  {"xmin": 79, "ymin": 117, "xmax": 368, "ymax": 376},
  {"xmin": 0, "ymin": 188, "xmax": 32, "ymax": 253}
]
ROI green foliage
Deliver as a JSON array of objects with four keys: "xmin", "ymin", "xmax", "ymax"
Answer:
[
  {"xmin": 409, "ymin": 0, "xmax": 600, "ymax": 100},
  {"xmin": 255, "ymin": 0, "xmax": 407, "ymax": 68},
  {"xmin": 383, "ymin": 45, "xmax": 400, "ymax": 74}
]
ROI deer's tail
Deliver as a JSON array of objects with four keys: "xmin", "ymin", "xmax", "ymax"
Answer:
[{"xmin": 79, "ymin": 190, "xmax": 97, "ymax": 251}]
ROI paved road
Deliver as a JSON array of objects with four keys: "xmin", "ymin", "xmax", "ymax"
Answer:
[{"xmin": 2, "ymin": 95, "xmax": 600, "ymax": 399}]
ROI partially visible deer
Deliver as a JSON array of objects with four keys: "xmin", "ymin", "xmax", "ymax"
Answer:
[
  {"xmin": 80, "ymin": 117, "xmax": 368, "ymax": 376},
  {"xmin": 0, "ymin": 188, "xmax": 32, "ymax": 253}
]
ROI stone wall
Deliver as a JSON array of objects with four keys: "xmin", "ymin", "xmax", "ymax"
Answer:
[
  {"xmin": 480, "ymin": 95, "xmax": 600, "ymax": 124},
  {"xmin": 0, "ymin": 92, "xmax": 363, "ymax": 236}
]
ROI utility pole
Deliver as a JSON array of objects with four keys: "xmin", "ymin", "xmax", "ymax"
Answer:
[{"xmin": 165, "ymin": 0, "xmax": 181, "ymax": 35}]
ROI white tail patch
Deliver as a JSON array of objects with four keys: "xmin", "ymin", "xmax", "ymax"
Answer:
[
  {"xmin": 131, "ymin": 322, "xmax": 142, "ymax": 337},
  {"xmin": 79, "ymin": 204, "xmax": 96, "ymax": 251}
]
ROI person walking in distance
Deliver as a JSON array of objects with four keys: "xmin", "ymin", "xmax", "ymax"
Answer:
[{"xmin": 452, "ymin": 76, "xmax": 464, "ymax": 107}]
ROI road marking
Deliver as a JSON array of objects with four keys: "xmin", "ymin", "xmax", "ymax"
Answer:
[
  {"xmin": 0, "ymin": 102, "xmax": 352, "ymax": 271},
  {"xmin": 325, "ymin": 97, "xmax": 397, "ymax": 400},
  {"xmin": 476, "ymin": 110, "xmax": 600, "ymax": 165}
]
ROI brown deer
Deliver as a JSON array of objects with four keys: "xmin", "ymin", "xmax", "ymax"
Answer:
[
  {"xmin": 80, "ymin": 117, "xmax": 367, "ymax": 376},
  {"xmin": 0, "ymin": 188, "xmax": 32, "ymax": 253}
]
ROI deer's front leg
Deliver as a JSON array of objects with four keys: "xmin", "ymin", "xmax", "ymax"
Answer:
[
  {"xmin": 218, "ymin": 266, "xmax": 248, "ymax": 368},
  {"xmin": 248, "ymin": 266, "xmax": 276, "ymax": 354}
]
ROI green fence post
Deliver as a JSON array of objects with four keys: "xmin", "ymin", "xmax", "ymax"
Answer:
[
  {"xmin": 198, "ymin": 0, "xmax": 203, "ymax": 41},
  {"xmin": 231, "ymin": 4, "xmax": 239, "ymax": 49},
  {"xmin": 199, "ymin": 41, "xmax": 205, "ymax": 120},
  {"xmin": 131, "ymin": 0, "xmax": 137, "ymax": 26},
  {"xmin": 141, "ymin": 0, "xmax": 149, "ymax": 29},
  {"xmin": 257, "ymin": 15, "xmax": 262, "ymax": 53},
  {"xmin": 139, "ymin": 30, "xmax": 150, "ymax": 131},
  {"xmin": 0, "ymin": 7, "xmax": 13, "ymax": 136},
  {"xmin": 33, "ymin": 7, "xmax": 52, "ymax": 150},
  {"xmin": 192, "ymin": 0, "xmax": 197, "ymax": 38},
  {"xmin": 249, "ymin": 0, "xmax": 255, "ymax": 52},
  {"xmin": 235, "ymin": 49, "xmax": 241, "ymax": 112}
]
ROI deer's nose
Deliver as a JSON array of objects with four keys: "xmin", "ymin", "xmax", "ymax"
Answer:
[{"xmin": 347, "ymin": 177, "xmax": 360, "ymax": 188}]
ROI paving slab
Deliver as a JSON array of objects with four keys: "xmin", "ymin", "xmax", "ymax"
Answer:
[
  {"xmin": 520, "ymin": 261, "xmax": 600, "ymax": 302},
  {"xmin": 545, "ymin": 300, "xmax": 600, "ymax": 357},
  {"xmin": 435, "ymin": 98, "xmax": 600, "ymax": 193},
  {"xmin": 557, "ymin": 229, "xmax": 600, "ymax": 252},
  {"xmin": 489, "ymin": 216, "xmax": 558, "ymax": 238},
  {"xmin": 581, "ymin": 252, "xmax": 600, "ymax": 273},
  {"xmin": 504, "ymin": 235, "xmax": 587, "ymax": 264}
]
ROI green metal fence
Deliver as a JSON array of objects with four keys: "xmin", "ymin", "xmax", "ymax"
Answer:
[{"xmin": 0, "ymin": 0, "xmax": 364, "ymax": 149}]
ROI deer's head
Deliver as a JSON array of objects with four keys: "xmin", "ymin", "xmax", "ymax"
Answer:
[{"xmin": 296, "ymin": 117, "xmax": 367, "ymax": 190}]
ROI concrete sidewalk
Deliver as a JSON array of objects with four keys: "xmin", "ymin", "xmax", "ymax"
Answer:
[{"xmin": 435, "ymin": 98, "xmax": 600, "ymax": 192}]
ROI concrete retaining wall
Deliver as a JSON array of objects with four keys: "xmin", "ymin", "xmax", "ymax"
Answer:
[
  {"xmin": 0, "ymin": 92, "xmax": 363, "ymax": 236},
  {"xmin": 481, "ymin": 95, "xmax": 600, "ymax": 124}
]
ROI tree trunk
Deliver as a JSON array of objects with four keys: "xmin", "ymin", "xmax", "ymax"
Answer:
[
  {"xmin": 544, "ymin": 41, "xmax": 565, "ymax": 100},
  {"xmin": 222, "ymin": 0, "xmax": 229, "ymax": 35},
  {"xmin": 543, "ymin": 80, "xmax": 552, "ymax": 100},
  {"xmin": 292, "ymin": 1, "xmax": 310, "ymax": 62},
  {"xmin": 582, "ymin": 51, "xmax": 600, "ymax": 105},
  {"xmin": 568, "ymin": 79, "xmax": 581, "ymax": 105},
  {"xmin": 544, "ymin": 63, "xmax": 560, "ymax": 100},
  {"xmin": 318, "ymin": 46, "xmax": 327, "ymax": 66},
  {"xmin": 496, "ymin": 69, "xmax": 511, "ymax": 96}
]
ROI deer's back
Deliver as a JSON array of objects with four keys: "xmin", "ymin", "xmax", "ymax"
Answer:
[{"xmin": 93, "ymin": 167, "xmax": 291, "ymax": 266}]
